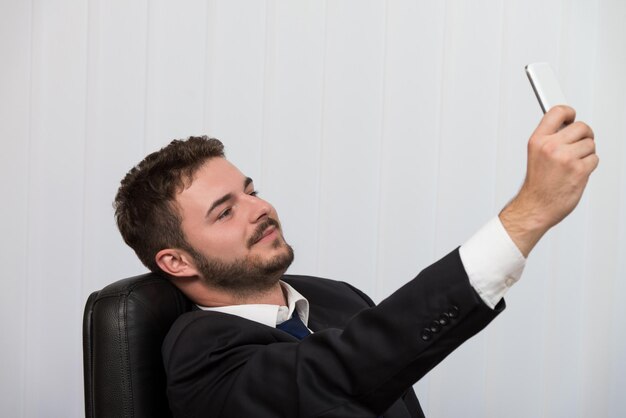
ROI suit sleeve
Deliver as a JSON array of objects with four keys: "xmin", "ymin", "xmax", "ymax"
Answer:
[{"xmin": 162, "ymin": 248, "xmax": 504, "ymax": 418}]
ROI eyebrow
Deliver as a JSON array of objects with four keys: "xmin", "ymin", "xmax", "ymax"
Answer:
[{"xmin": 206, "ymin": 177, "xmax": 254, "ymax": 218}]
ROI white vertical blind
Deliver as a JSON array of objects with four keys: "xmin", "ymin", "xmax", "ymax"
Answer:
[
  {"xmin": 1, "ymin": 1, "xmax": 625, "ymax": 417},
  {"xmin": 0, "ymin": 1, "xmax": 31, "ymax": 416},
  {"xmin": 317, "ymin": 0, "xmax": 386, "ymax": 296},
  {"xmin": 21, "ymin": 1, "xmax": 87, "ymax": 416}
]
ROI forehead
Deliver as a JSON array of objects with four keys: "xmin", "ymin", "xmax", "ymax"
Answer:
[
  {"xmin": 176, "ymin": 158, "xmax": 246, "ymax": 205},
  {"xmin": 192, "ymin": 157, "xmax": 244, "ymax": 188}
]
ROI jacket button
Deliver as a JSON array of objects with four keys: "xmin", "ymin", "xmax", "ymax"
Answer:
[
  {"xmin": 429, "ymin": 320, "xmax": 441, "ymax": 333},
  {"xmin": 421, "ymin": 328, "xmax": 433, "ymax": 341},
  {"xmin": 448, "ymin": 305, "xmax": 460, "ymax": 319},
  {"xmin": 438, "ymin": 314, "xmax": 450, "ymax": 326}
]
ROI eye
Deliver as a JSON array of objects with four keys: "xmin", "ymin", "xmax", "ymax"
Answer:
[
  {"xmin": 217, "ymin": 207, "xmax": 232, "ymax": 221},
  {"xmin": 248, "ymin": 190, "xmax": 259, "ymax": 197}
]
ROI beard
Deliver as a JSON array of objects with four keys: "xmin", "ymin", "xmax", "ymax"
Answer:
[{"xmin": 186, "ymin": 219, "xmax": 295, "ymax": 297}]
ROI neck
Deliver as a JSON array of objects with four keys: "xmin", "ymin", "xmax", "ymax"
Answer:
[{"xmin": 176, "ymin": 278, "xmax": 287, "ymax": 307}]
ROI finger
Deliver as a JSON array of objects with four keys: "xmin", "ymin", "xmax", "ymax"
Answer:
[
  {"xmin": 560, "ymin": 121, "xmax": 595, "ymax": 144},
  {"xmin": 533, "ymin": 105, "xmax": 576, "ymax": 136},
  {"xmin": 568, "ymin": 137, "xmax": 596, "ymax": 159},
  {"xmin": 580, "ymin": 152, "xmax": 600, "ymax": 174}
]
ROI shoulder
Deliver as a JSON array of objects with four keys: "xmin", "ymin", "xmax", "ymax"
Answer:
[
  {"xmin": 164, "ymin": 310, "xmax": 270, "ymax": 345},
  {"xmin": 162, "ymin": 310, "xmax": 286, "ymax": 371}
]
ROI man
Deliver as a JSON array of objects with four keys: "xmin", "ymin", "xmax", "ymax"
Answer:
[{"xmin": 114, "ymin": 106, "xmax": 597, "ymax": 417}]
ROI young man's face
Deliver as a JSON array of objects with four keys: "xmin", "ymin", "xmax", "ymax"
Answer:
[{"xmin": 173, "ymin": 157, "xmax": 293, "ymax": 293}]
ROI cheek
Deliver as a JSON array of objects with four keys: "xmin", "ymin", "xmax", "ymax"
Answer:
[{"xmin": 203, "ymin": 225, "xmax": 251, "ymax": 254}]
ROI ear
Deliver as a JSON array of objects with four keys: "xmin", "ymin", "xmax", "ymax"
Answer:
[{"xmin": 155, "ymin": 248, "xmax": 200, "ymax": 278}]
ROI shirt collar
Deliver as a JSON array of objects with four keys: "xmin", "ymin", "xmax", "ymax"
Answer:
[{"xmin": 196, "ymin": 280, "xmax": 310, "ymax": 328}]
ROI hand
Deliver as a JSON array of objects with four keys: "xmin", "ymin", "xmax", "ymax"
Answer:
[{"xmin": 499, "ymin": 105, "xmax": 599, "ymax": 257}]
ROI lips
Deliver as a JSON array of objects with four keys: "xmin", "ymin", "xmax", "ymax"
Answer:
[
  {"xmin": 258, "ymin": 225, "xmax": 276, "ymax": 241},
  {"xmin": 248, "ymin": 218, "xmax": 280, "ymax": 248}
]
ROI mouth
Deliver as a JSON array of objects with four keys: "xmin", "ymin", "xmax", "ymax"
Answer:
[
  {"xmin": 248, "ymin": 218, "xmax": 281, "ymax": 248},
  {"xmin": 258, "ymin": 226, "xmax": 277, "ymax": 242}
]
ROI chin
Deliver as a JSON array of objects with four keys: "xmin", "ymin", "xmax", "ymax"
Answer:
[{"xmin": 260, "ymin": 242, "xmax": 294, "ymax": 274}]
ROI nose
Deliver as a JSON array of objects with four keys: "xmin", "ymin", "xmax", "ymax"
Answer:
[{"xmin": 245, "ymin": 193, "xmax": 273, "ymax": 223}]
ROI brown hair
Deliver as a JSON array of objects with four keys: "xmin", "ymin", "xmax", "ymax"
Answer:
[{"xmin": 114, "ymin": 136, "xmax": 225, "ymax": 273}]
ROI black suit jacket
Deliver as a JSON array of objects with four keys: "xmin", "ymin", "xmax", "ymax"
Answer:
[{"xmin": 162, "ymin": 249, "xmax": 505, "ymax": 418}]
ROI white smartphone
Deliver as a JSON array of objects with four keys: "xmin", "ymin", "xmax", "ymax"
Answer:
[{"xmin": 525, "ymin": 62, "xmax": 567, "ymax": 113}]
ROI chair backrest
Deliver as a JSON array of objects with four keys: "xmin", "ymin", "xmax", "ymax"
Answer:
[{"xmin": 83, "ymin": 272, "xmax": 192, "ymax": 418}]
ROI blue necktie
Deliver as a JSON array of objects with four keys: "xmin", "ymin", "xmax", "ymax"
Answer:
[{"xmin": 277, "ymin": 313, "xmax": 311, "ymax": 340}]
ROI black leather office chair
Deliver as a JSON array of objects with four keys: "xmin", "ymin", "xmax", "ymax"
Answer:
[{"xmin": 83, "ymin": 272, "xmax": 192, "ymax": 418}]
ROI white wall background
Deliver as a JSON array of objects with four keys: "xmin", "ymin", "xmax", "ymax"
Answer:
[{"xmin": 1, "ymin": 0, "xmax": 625, "ymax": 417}]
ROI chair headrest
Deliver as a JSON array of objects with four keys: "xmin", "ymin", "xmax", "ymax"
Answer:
[{"xmin": 83, "ymin": 272, "xmax": 192, "ymax": 418}]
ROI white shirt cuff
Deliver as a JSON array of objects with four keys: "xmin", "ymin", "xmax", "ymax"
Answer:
[{"xmin": 459, "ymin": 217, "xmax": 526, "ymax": 309}]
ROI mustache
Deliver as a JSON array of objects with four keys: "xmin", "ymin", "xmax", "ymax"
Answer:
[{"xmin": 247, "ymin": 217, "xmax": 280, "ymax": 248}]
